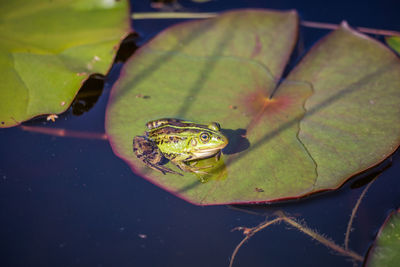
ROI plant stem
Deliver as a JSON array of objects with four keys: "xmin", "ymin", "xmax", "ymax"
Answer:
[
  {"xmin": 344, "ymin": 177, "xmax": 377, "ymax": 250},
  {"xmin": 132, "ymin": 12, "xmax": 400, "ymax": 37}
]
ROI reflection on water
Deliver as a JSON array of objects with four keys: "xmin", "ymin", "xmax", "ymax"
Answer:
[
  {"xmin": 114, "ymin": 32, "xmax": 140, "ymax": 63},
  {"xmin": 71, "ymin": 74, "xmax": 104, "ymax": 116}
]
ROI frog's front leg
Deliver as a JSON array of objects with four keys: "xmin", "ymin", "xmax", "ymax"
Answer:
[
  {"xmin": 173, "ymin": 160, "xmax": 211, "ymax": 175},
  {"xmin": 215, "ymin": 150, "xmax": 222, "ymax": 161},
  {"xmin": 133, "ymin": 136, "xmax": 182, "ymax": 176}
]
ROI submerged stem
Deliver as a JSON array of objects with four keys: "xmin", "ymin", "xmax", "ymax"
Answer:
[
  {"xmin": 230, "ymin": 211, "xmax": 364, "ymax": 267},
  {"xmin": 344, "ymin": 176, "xmax": 378, "ymax": 250},
  {"xmin": 276, "ymin": 211, "xmax": 363, "ymax": 262},
  {"xmin": 301, "ymin": 21, "xmax": 400, "ymax": 37},
  {"xmin": 229, "ymin": 217, "xmax": 283, "ymax": 267},
  {"xmin": 20, "ymin": 125, "xmax": 107, "ymax": 140}
]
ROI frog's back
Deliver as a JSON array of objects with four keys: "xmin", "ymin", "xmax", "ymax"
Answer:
[
  {"xmin": 146, "ymin": 118, "xmax": 206, "ymax": 130},
  {"xmin": 148, "ymin": 126, "xmax": 198, "ymax": 143},
  {"xmin": 146, "ymin": 118, "xmax": 186, "ymax": 129}
]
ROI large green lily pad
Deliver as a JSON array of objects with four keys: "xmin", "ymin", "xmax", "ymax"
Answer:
[
  {"xmin": 0, "ymin": 0, "xmax": 130, "ymax": 128},
  {"xmin": 105, "ymin": 9, "xmax": 400, "ymax": 205},
  {"xmin": 366, "ymin": 209, "xmax": 400, "ymax": 267}
]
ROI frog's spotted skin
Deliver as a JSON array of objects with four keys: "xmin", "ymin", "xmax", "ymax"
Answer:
[{"xmin": 133, "ymin": 118, "xmax": 228, "ymax": 175}]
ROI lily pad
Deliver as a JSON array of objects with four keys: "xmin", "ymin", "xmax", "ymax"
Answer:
[
  {"xmin": 366, "ymin": 209, "xmax": 400, "ymax": 267},
  {"xmin": 386, "ymin": 36, "xmax": 400, "ymax": 55},
  {"xmin": 105, "ymin": 9, "xmax": 400, "ymax": 205},
  {"xmin": 0, "ymin": 0, "xmax": 130, "ymax": 128}
]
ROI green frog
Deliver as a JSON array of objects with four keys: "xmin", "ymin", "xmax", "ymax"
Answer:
[{"xmin": 133, "ymin": 118, "xmax": 228, "ymax": 176}]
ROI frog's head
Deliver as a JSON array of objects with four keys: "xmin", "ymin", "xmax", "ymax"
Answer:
[{"xmin": 189, "ymin": 122, "xmax": 228, "ymax": 160}]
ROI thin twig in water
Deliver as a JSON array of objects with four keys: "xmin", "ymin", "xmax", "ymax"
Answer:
[
  {"xmin": 20, "ymin": 125, "xmax": 108, "ymax": 140},
  {"xmin": 132, "ymin": 12, "xmax": 217, "ymax": 19},
  {"xmin": 301, "ymin": 21, "xmax": 400, "ymax": 37},
  {"xmin": 229, "ymin": 217, "xmax": 283, "ymax": 267},
  {"xmin": 132, "ymin": 12, "xmax": 400, "ymax": 37},
  {"xmin": 344, "ymin": 176, "xmax": 378, "ymax": 250},
  {"xmin": 229, "ymin": 211, "xmax": 363, "ymax": 267},
  {"xmin": 227, "ymin": 206, "xmax": 265, "ymax": 216}
]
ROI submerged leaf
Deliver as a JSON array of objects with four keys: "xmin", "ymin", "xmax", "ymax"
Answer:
[
  {"xmin": 106, "ymin": 10, "xmax": 400, "ymax": 205},
  {"xmin": 0, "ymin": 0, "xmax": 130, "ymax": 128}
]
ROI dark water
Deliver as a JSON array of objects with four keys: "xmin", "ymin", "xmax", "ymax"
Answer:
[{"xmin": 1, "ymin": 0, "xmax": 400, "ymax": 266}]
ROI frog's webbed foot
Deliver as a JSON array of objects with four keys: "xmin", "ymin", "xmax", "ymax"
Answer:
[
  {"xmin": 143, "ymin": 160, "xmax": 183, "ymax": 176},
  {"xmin": 175, "ymin": 161, "xmax": 210, "ymax": 175},
  {"xmin": 133, "ymin": 136, "xmax": 182, "ymax": 176}
]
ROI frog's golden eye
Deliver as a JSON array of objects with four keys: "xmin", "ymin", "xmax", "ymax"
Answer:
[{"xmin": 200, "ymin": 132, "xmax": 210, "ymax": 143}]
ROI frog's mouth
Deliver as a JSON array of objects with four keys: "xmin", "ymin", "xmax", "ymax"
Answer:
[{"xmin": 193, "ymin": 145, "xmax": 226, "ymax": 158}]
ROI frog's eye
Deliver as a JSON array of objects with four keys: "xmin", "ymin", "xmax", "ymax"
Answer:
[{"xmin": 200, "ymin": 132, "xmax": 210, "ymax": 143}]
